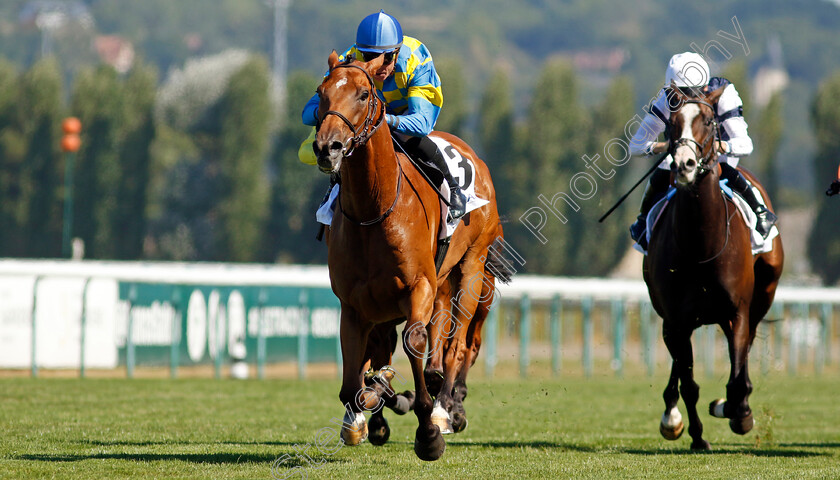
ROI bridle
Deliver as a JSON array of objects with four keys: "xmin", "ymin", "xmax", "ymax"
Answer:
[
  {"xmin": 668, "ymin": 98, "xmax": 722, "ymax": 176},
  {"xmin": 316, "ymin": 63, "xmax": 402, "ymax": 226},
  {"xmin": 316, "ymin": 64, "xmax": 386, "ymax": 158}
]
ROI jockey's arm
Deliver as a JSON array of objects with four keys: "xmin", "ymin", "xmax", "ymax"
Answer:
[
  {"xmin": 629, "ymin": 98, "xmax": 668, "ymax": 156},
  {"xmin": 716, "ymin": 84, "xmax": 753, "ymax": 157},
  {"xmin": 302, "ymin": 94, "xmax": 319, "ymax": 126},
  {"xmin": 388, "ymin": 92, "xmax": 440, "ymax": 136},
  {"xmin": 387, "ymin": 63, "xmax": 442, "ymax": 137}
]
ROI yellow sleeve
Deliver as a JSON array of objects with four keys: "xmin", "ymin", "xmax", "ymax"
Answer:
[{"xmin": 298, "ymin": 127, "xmax": 317, "ymax": 165}]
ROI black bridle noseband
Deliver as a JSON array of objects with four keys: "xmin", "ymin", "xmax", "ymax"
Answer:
[
  {"xmin": 668, "ymin": 98, "xmax": 722, "ymax": 176},
  {"xmin": 316, "ymin": 63, "xmax": 402, "ymax": 226}
]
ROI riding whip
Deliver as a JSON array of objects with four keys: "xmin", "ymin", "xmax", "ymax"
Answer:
[{"xmin": 598, "ymin": 153, "xmax": 668, "ymax": 223}]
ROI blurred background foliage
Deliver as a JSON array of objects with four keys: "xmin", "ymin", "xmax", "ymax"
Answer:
[{"xmin": 0, "ymin": 0, "xmax": 838, "ymax": 282}]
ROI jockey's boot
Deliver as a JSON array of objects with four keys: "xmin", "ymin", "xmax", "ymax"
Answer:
[
  {"xmin": 720, "ymin": 163, "xmax": 777, "ymax": 238},
  {"xmin": 827, "ymin": 179, "xmax": 840, "ymax": 197},
  {"xmin": 629, "ymin": 168, "xmax": 672, "ymax": 248},
  {"xmin": 428, "ymin": 148, "xmax": 467, "ymax": 222}
]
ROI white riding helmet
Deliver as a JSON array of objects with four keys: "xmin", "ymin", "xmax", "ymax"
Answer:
[{"xmin": 664, "ymin": 52, "xmax": 710, "ymax": 88}]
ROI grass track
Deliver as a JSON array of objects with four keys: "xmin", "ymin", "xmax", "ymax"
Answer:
[{"xmin": 2, "ymin": 373, "xmax": 839, "ymax": 479}]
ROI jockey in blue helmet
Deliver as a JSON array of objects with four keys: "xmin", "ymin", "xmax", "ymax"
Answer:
[{"xmin": 302, "ymin": 10, "xmax": 468, "ymax": 221}]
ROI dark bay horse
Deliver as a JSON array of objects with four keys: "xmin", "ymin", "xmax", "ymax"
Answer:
[
  {"xmin": 643, "ymin": 86, "xmax": 784, "ymax": 450},
  {"xmin": 312, "ymin": 51, "xmax": 508, "ymax": 461}
]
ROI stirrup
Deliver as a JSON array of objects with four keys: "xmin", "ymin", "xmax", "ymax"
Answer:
[
  {"xmin": 447, "ymin": 187, "xmax": 467, "ymax": 222},
  {"xmin": 755, "ymin": 207, "xmax": 777, "ymax": 239},
  {"xmin": 629, "ymin": 216, "xmax": 647, "ymax": 243}
]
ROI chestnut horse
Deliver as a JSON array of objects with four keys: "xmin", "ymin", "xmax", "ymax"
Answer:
[
  {"xmin": 313, "ymin": 51, "xmax": 508, "ymax": 461},
  {"xmin": 643, "ymin": 86, "xmax": 784, "ymax": 450}
]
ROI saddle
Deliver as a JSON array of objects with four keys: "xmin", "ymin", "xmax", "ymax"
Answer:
[{"xmin": 635, "ymin": 180, "xmax": 779, "ymax": 256}]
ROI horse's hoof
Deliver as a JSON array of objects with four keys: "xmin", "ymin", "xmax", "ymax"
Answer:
[
  {"xmin": 709, "ymin": 399, "xmax": 726, "ymax": 418},
  {"xmin": 660, "ymin": 421, "xmax": 684, "ymax": 440},
  {"xmin": 430, "ymin": 401, "xmax": 453, "ymax": 434},
  {"xmin": 691, "ymin": 439, "xmax": 712, "ymax": 451},
  {"xmin": 376, "ymin": 366, "xmax": 396, "ymax": 383},
  {"xmin": 414, "ymin": 425, "xmax": 446, "ymax": 461},
  {"xmin": 451, "ymin": 411, "xmax": 468, "ymax": 433},
  {"xmin": 389, "ymin": 392, "xmax": 412, "ymax": 415},
  {"xmin": 368, "ymin": 415, "xmax": 390, "ymax": 446},
  {"xmin": 399, "ymin": 390, "xmax": 415, "ymax": 411},
  {"xmin": 730, "ymin": 413, "xmax": 754, "ymax": 435},
  {"xmin": 340, "ymin": 412, "xmax": 368, "ymax": 446}
]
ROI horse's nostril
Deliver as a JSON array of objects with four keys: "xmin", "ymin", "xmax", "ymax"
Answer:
[
  {"xmin": 686, "ymin": 159, "xmax": 696, "ymax": 169},
  {"xmin": 329, "ymin": 141, "xmax": 344, "ymax": 152}
]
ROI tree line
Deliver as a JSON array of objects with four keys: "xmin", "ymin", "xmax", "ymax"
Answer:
[{"xmin": 2, "ymin": 52, "xmax": 838, "ymax": 282}]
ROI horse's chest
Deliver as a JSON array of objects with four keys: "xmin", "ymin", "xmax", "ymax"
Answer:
[{"xmin": 654, "ymin": 268, "xmax": 737, "ymax": 320}]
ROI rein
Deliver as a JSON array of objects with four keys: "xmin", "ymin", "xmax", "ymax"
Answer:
[
  {"xmin": 697, "ymin": 189, "xmax": 737, "ymax": 264},
  {"xmin": 319, "ymin": 63, "xmax": 402, "ymax": 226},
  {"xmin": 670, "ymin": 98, "xmax": 737, "ymax": 264}
]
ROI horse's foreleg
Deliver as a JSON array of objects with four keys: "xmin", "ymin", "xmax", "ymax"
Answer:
[
  {"xmin": 337, "ymin": 309, "xmax": 373, "ymax": 446},
  {"xmin": 659, "ymin": 360, "xmax": 683, "ymax": 441},
  {"xmin": 663, "ymin": 326, "xmax": 709, "ymax": 450},
  {"xmin": 402, "ymin": 283, "xmax": 446, "ymax": 461},
  {"xmin": 713, "ymin": 311, "xmax": 754, "ymax": 434}
]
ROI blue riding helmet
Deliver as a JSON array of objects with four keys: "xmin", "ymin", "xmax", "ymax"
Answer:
[{"xmin": 355, "ymin": 9, "xmax": 403, "ymax": 53}]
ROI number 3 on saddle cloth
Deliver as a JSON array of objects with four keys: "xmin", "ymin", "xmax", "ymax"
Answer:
[
  {"xmin": 634, "ymin": 179, "xmax": 780, "ymax": 256},
  {"xmin": 316, "ymin": 135, "xmax": 489, "ymax": 241}
]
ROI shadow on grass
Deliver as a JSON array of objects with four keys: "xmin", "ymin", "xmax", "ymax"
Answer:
[
  {"xmin": 18, "ymin": 452, "xmax": 346, "ymax": 466},
  {"xmin": 77, "ymin": 439, "xmax": 334, "ymax": 447},
  {"xmin": 620, "ymin": 447, "xmax": 829, "ymax": 457},
  {"xmin": 446, "ymin": 440, "xmax": 831, "ymax": 458}
]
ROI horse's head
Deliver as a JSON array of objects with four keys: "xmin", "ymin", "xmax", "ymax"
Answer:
[
  {"xmin": 312, "ymin": 51, "xmax": 386, "ymax": 174},
  {"xmin": 666, "ymin": 84, "xmax": 725, "ymax": 187}
]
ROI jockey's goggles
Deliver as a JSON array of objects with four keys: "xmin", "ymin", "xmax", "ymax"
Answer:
[{"xmin": 361, "ymin": 48, "xmax": 399, "ymax": 65}]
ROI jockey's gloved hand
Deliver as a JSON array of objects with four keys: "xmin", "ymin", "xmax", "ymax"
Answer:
[{"xmin": 827, "ymin": 180, "xmax": 840, "ymax": 197}]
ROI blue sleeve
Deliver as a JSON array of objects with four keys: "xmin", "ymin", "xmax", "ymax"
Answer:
[
  {"xmin": 301, "ymin": 93, "xmax": 319, "ymax": 126},
  {"xmin": 390, "ymin": 97, "xmax": 439, "ymax": 136}
]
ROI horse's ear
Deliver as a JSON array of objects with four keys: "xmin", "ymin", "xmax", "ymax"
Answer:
[
  {"xmin": 705, "ymin": 86, "xmax": 725, "ymax": 106},
  {"xmin": 328, "ymin": 50, "xmax": 340, "ymax": 70},
  {"xmin": 667, "ymin": 81, "xmax": 686, "ymax": 102},
  {"xmin": 363, "ymin": 53, "xmax": 385, "ymax": 78}
]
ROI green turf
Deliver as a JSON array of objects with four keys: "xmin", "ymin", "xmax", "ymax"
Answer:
[{"xmin": 2, "ymin": 372, "xmax": 839, "ymax": 479}]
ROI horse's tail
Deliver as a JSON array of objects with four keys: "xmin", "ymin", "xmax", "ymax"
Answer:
[{"xmin": 485, "ymin": 236, "xmax": 517, "ymax": 285}]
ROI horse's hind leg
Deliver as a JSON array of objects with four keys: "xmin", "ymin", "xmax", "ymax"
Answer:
[
  {"xmin": 663, "ymin": 325, "xmax": 710, "ymax": 450},
  {"xmin": 450, "ymin": 273, "xmax": 495, "ymax": 433},
  {"xmin": 424, "ymin": 281, "xmax": 451, "ymax": 397},
  {"xmin": 431, "ymin": 266, "xmax": 487, "ymax": 436},
  {"xmin": 711, "ymin": 312, "xmax": 755, "ymax": 435}
]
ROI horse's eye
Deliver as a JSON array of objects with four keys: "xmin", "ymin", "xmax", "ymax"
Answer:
[{"xmin": 360, "ymin": 90, "xmax": 369, "ymax": 102}]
